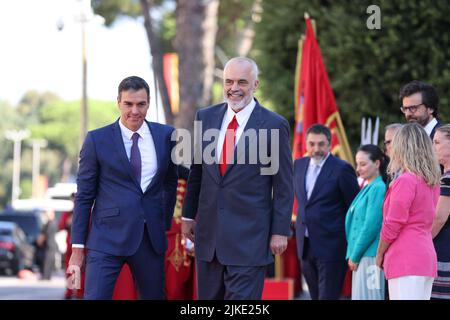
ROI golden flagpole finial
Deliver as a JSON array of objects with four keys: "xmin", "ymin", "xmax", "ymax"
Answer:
[{"xmin": 304, "ymin": 12, "xmax": 310, "ymax": 20}]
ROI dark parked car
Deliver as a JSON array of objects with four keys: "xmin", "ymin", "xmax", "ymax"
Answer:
[
  {"xmin": 0, "ymin": 221, "xmax": 35, "ymax": 275},
  {"xmin": 0, "ymin": 209, "xmax": 43, "ymax": 245},
  {"xmin": 0, "ymin": 209, "xmax": 43, "ymax": 272}
]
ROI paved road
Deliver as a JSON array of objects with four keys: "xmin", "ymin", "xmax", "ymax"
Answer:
[
  {"xmin": 0, "ymin": 271, "xmax": 65, "ymax": 300},
  {"xmin": 0, "ymin": 271, "xmax": 313, "ymax": 300}
]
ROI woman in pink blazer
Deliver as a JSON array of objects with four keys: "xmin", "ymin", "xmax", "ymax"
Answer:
[{"xmin": 376, "ymin": 123, "xmax": 441, "ymax": 300}]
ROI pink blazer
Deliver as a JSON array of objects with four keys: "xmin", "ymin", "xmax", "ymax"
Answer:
[{"xmin": 381, "ymin": 172, "xmax": 439, "ymax": 279}]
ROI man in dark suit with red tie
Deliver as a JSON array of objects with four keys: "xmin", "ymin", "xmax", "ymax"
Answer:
[
  {"xmin": 182, "ymin": 57, "xmax": 293, "ymax": 300},
  {"xmin": 68, "ymin": 76, "xmax": 177, "ymax": 299}
]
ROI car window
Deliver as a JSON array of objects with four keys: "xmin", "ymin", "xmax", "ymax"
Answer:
[
  {"xmin": 0, "ymin": 214, "xmax": 42, "ymax": 242},
  {"xmin": 0, "ymin": 228, "xmax": 12, "ymax": 236}
]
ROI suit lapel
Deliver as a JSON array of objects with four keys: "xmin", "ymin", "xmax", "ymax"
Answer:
[
  {"xmin": 307, "ymin": 155, "xmax": 334, "ymax": 203},
  {"xmin": 205, "ymin": 104, "xmax": 227, "ymax": 184},
  {"xmin": 301, "ymin": 158, "xmax": 310, "ymax": 203},
  {"xmin": 144, "ymin": 121, "xmax": 162, "ymax": 193},
  {"xmin": 223, "ymin": 102, "xmax": 262, "ymax": 178},
  {"xmin": 347, "ymin": 181, "xmax": 369, "ymax": 213},
  {"xmin": 112, "ymin": 120, "xmax": 141, "ymax": 191}
]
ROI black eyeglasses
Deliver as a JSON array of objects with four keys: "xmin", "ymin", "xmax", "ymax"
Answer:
[{"xmin": 400, "ymin": 103, "xmax": 424, "ymax": 114}]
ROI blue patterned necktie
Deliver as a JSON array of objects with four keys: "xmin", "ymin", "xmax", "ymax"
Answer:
[{"xmin": 130, "ymin": 132, "xmax": 141, "ymax": 184}]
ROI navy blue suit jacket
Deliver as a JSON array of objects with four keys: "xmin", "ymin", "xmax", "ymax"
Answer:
[
  {"xmin": 72, "ymin": 120, "xmax": 178, "ymax": 256},
  {"xmin": 182, "ymin": 100, "xmax": 294, "ymax": 266},
  {"xmin": 294, "ymin": 155, "xmax": 359, "ymax": 262}
]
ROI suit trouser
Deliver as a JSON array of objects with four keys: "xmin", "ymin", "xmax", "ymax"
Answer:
[
  {"xmin": 84, "ymin": 228, "xmax": 164, "ymax": 300},
  {"xmin": 196, "ymin": 255, "xmax": 266, "ymax": 300},
  {"xmin": 301, "ymin": 237, "xmax": 347, "ymax": 300},
  {"xmin": 388, "ymin": 276, "xmax": 434, "ymax": 300}
]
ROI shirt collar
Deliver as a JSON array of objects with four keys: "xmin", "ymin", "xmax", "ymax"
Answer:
[
  {"xmin": 225, "ymin": 98, "xmax": 256, "ymax": 127},
  {"xmin": 424, "ymin": 117, "xmax": 438, "ymax": 136},
  {"xmin": 118, "ymin": 119, "xmax": 148, "ymax": 140}
]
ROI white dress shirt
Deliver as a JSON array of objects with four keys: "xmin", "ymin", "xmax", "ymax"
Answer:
[
  {"xmin": 216, "ymin": 98, "xmax": 256, "ymax": 162},
  {"xmin": 72, "ymin": 120, "xmax": 157, "ymax": 248},
  {"xmin": 424, "ymin": 117, "xmax": 438, "ymax": 137},
  {"xmin": 182, "ymin": 99, "xmax": 256, "ymax": 223},
  {"xmin": 119, "ymin": 119, "xmax": 158, "ymax": 193}
]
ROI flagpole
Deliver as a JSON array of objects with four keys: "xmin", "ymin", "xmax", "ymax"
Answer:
[
  {"xmin": 304, "ymin": 12, "xmax": 317, "ymax": 35},
  {"xmin": 335, "ymin": 112, "xmax": 355, "ymax": 167},
  {"xmin": 294, "ymin": 36, "xmax": 304, "ymax": 117}
]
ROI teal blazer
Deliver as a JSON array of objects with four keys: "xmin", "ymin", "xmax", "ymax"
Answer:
[{"xmin": 345, "ymin": 175, "xmax": 386, "ymax": 263}]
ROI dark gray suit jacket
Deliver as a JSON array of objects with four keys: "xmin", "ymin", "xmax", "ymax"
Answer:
[{"xmin": 182, "ymin": 100, "xmax": 293, "ymax": 266}]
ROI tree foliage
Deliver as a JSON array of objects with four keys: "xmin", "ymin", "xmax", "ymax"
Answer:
[
  {"xmin": 92, "ymin": 0, "xmax": 142, "ymax": 26},
  {"xmin": 216, "ymin": 0, "xmax": 257, "ymax": 60},
  {"xmin": 253, "ymin": 0, "xmax": 450, "ymax": 150},
  {"xmin": 31, "ymin": 100, "xmax": 118, "ymax": 160},
  {"xmin": 0, "ymin": 92, "xmax": 118, "ymax": 208}
]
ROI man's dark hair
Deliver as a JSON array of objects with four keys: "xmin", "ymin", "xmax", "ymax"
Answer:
[
  {"xmin": 306, "ymin": 124, "xmax": 331, "ymax": 144},
  {"xmin": 117, "ymin": 76, "xmax": 150, "ymax": 102},
  {"xmin": 399, "ymin": 80, "xmax": 439, "ymax": 118}
]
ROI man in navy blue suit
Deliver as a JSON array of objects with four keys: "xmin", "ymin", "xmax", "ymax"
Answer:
[
  {"xmin": 182, "ymin": 57, "xmax": 293, "ymax": 300},
  {"xmin": 294, "ymin": 124, "xmax": 359, "ymax": 300},
  {"xmin": 68, "ymin": 76, "xmax": 177, "ymax": 299}
]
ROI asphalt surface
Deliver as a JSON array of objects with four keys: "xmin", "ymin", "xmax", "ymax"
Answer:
[
  {"xmin": 0, "ymin": 271, "xmax": 312, "ymax": 300},
  {"xmin": 0, "ymin": 271, "xmax": 66, "ymax": 300}
]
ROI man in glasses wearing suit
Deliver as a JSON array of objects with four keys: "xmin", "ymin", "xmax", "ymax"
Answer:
[{"xmin": 399, "ymin": 80, "xmax": 442, "ymax": 139}]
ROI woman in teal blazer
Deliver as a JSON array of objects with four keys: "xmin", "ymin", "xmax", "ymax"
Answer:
[{"xmin": 345, "ymin": 144, "xmax": 388, "ymax": 300}]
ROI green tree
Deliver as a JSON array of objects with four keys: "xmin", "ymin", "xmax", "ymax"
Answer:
[
  {"xmin": 93, "ymin": 0, "xmax": 221, "ymax": 134},
  {"xmin": 0, "ymin": 100, "xmax": 19, "ymax": 208},
  {"xmin": 253, "ymin": 0, "xmax": 450, "ymax": 150},
  {"xmin": 31, "ymin": 99, "xmax": 118, "ymax": 182},
  {"xmin": 0, "ymin": 92, "xmax": 118, "ymax": 208}
]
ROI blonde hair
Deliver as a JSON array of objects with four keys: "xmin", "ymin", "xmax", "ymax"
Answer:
[{"xmin": 388, "ymin": 123, "xmax": 441, "ymax": 186}]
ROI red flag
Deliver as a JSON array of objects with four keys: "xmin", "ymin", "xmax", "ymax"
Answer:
[
  {"xmin": 165, "ymin": 178, "xmax": 196, "ymax": 300},
  {"xmin": 292, "ymin": 16, "xmax": 354, "ymax": 298},
  {"xmin": 293, "ymin": 17, "xmax": 353, "ymax": 165}
]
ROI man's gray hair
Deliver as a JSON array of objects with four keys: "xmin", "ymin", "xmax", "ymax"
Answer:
[
  {"xmin": 224, "ymin": 57, "xmax": 259, "ymax": 79},
  {"xmin": 385, "ymin": 123, "xmax": 403, "ymax": 132}
]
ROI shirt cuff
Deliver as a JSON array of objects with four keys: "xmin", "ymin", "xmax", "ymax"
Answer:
[
  {"xmin": 72, "ymin": 244, "xmax": 85, "ymax": 248},
  {"xmin": 181, "ymin": 217, "xmax": 194, "ymax": 221}
]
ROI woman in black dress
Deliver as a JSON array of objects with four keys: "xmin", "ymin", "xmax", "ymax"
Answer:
[{"xmin": 431, "ymin": 124, "xmax": 450, "ymax": 299}]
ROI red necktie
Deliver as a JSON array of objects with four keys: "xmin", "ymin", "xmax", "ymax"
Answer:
[{"xmin": 220, "ymin": 116, "xmax": 238, "ymax": 176}]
